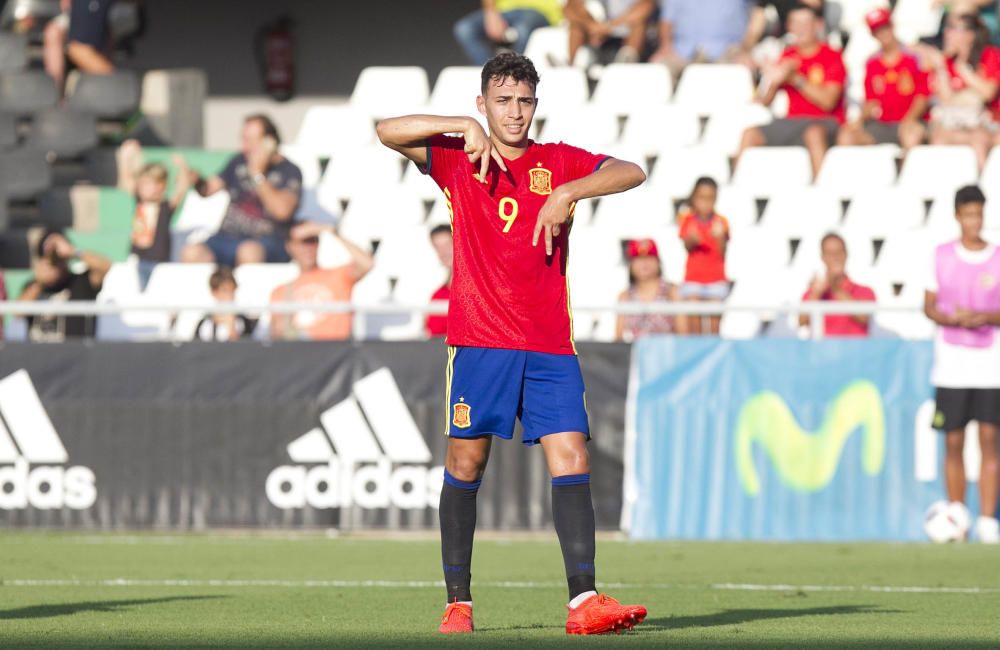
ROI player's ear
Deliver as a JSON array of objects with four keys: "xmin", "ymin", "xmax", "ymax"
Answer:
[{"xmin": 476, "ymin": 95, "xmax": 486, "ymax": 116}]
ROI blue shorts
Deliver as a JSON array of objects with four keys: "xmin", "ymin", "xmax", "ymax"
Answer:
[
  {"xmin": 680, "ymin": 281, "xmax": 731, "ymax": 300},
  {"xmin": 205, "ymin": 232, "xmax": 291, "ymax": 267},
  {"xmin": 445, "ymin": 346, "xmax": 590, "ymax": 446}
]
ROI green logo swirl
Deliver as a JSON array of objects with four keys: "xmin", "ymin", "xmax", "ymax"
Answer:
[{"xmin": 736, "ymin": 380, "xmax": 886, "ymax": 495}]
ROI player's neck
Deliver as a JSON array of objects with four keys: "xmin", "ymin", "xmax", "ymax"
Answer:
[
  {"xmin": 961, "ymin": 235, "xmax": 987, "ymax": 251},
  {"xmin": 490, "ymin": 135, "xmax": 529, "ymax": 161}
]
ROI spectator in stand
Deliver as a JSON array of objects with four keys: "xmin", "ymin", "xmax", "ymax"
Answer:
[
  {"xmin": 919, "ymin": 12, "xmax": 1000, "ymax": 170},
  {"xmin": 269, "ymin": 222, "xmax": 374, "ymax": 341},
  {"xmin": 454, "ymin": 0, "xmax": 562, "ymax": 65},
  {"xmin": 740, "ymin": 0, "xmax": 825, "ymax": 68},
  {"xmin": 836, "ymin": 8, "xmax": 929, "ymax": 153},
  {"xmin": 426, "ymin": 224, "xmax": 453, "ymax": 338},
  {"xmin": 737, "ymin": 3, "xmax": 846, "ymax": 178},
  {"xmin": 678, "ymin": 177, "xmax": 729, "ymax": 335},
  {"xmin": 17, "ymin": 231, "xmax": 110, "ymax": 342},
  {"xmin": 43, "ymin": 0, "xmax": 70, "ymax": 91},
  {"xmin": 799, "ymin": 233, "xmax": 876, "ymax": 337},
  {"xmin": 66, "ymin": 0, "xmax": 115, "ymax": 76},
  {"xmin": 923, "ymin": 185, "xmax": 1000, "ymax": 544},
  {"xmin": 648, "ymin": 0, "xmax": 749, "ymax": 78},
  {"xmin": 616, "ymin": 238, "xmax": 684, "ymax": 341},
  {"xmin": 181, "ymin": 115, "xmax": 302, "ymax": 268},
  {"xmin": 564, "ymin": 0, "xmax": 656, "ymax": 64},
  {"xmin": 193, "ymin": 267, "xmax": 257, "ymax": 341}
]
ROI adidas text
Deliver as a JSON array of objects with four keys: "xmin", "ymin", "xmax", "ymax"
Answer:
[{"xmin": 266, "ymin": 459, "xmax": 443, "ymax": 509}]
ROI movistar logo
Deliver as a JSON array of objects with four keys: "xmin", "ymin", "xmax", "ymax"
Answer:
[{"xmin": 735, "ymin": 380, "xmax": 885, "ymax": 496}]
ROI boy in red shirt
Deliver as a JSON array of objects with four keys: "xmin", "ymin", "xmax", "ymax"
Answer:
[
  {"xmin": 800, "ymin": 233, "xmax": 876, "ymax": 337},
  {"xmin": 737, "ymin": 2, "xmax": 845, "ymax": 177},
  {"xmin": 677, "ymin": 176, "xmax": 729, "ymax": 334},
  {"xmin": 837, "ymin": 8, "xmax": 929, "ymax": 152}
]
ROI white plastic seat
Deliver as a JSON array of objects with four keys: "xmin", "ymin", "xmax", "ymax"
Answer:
[
  {"xmin": 836, "ymin": 0, "xmax": 890, "ymax": 33},
  {"xmin": 428, "ymin": 66, "xmax": 481, "ymax": 114},
  {"xmin": 725, "ymin": 227, "xmax": 792, "ymax": 281},
  {"xmin": 374, "ymin": 225, "xmax": 444, "ymax": 280},
  {"xmin": 401, "ymin": 161, "xmax": 442, "ymax": 202},
  {"xmin": 715, "ymin": 186, "xmax": 758, "ymax": 233},
  {"xmin": 876, "ymin": 229, "xmax": 937, "ymax": 285},
  {"xmin": 96, "ymin": 259, "xmax": 166, "ymax": 340},
  {"xmin": 815, "ymin": 145, "xmax": 899, "ymax": 199},
  {"xmin": 591, "ymin": 63, "xmax": 672, "ymax": 114},
  {"xmin": 294, "ymin": 105, "xmax": 376, "ymax": 159},
  {"xmin": 590, "ymin": 187, "xmax": 672, "ymax": 237},
  {"xmin": 892, "ymin": 0, "xmax": 944, "ymax": 44},
  {"xmin": 896, "ymin": 145, "xmax": 979, "ymax": 200},
  {"xmin": 925, "ymin": 193, "xmax": 963, "ymax": 240},
  {"xmin": 672, "ymin": 64, "xmax": 754, "ymax": 117},
  {"xmin": 841, "ymin": 188, "xmax": 925, "ymax": 238},
  {"xmin": 731, "ymin": 147, "xmax": 812, "ymax": 197},
  {"xmin": 278, "ymin": 145, "xmax": 322, "ymax": 189},
  {"xmin": 523, "ymin": 25, "xmax": 571, "ymax": 68},
  {"xmin": 234, "ymin": 263, "xmax": 300, "ymax": 307},
  {"xmin": 648, "ymin": 146, "xmax": 731, "ymax": 199},
  {"xmin": 874, "ymin": 281, "xmax": 935, "ymax": 339},
  {"xmin": 337, "ymin": 190, "xmax": 425, "ymax": 248},
  {"xmin": 538, "ymin": 106, "xmax": 619, "ymax": 150},
  {"xmin": 315, "ymin": 146, "xmax": 404, "ymax": 209},
  {"xmin": 620, "ymin": 105, "xmax": 700, "ymax": 156},
  {"xmin": 651, "ymin": 230, "xmax": 688, "ymax": 285},
  {"xmin": 350, "ymin": 66, "xmax": 430, "ymax": 120},
  {"xmin": 534, "ymin": 67, "xmax": 589, "ymax": 118},
  {"xmin": 701, "ymin": 103, "xmax": 774, "ymax": 157},
  {"xmin": 143, "ymin": 263, "xmax": 216, "ymax": 341},
  {"xmin": 759, "ymin": 187, "xmax": 842, "ymax": 239},
  {"xmin": 980, "ymin": 146, "xmax": 1000, "ymax": 203}
]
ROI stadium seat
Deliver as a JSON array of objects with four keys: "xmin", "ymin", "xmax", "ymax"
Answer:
[
  {"xmin": 896, "ymin": 146, "xmax": 979, "ymax": 199},
  {"xmin": 620, "ymin": 105, "xmax": 700, "ymax": 156},
  {"xmin": 26, "ymin": 108, "xmax": 98, "ymax": 158},
  {"xmin": 650, "ymin": 229, "xmax": 688, "ymax": 284},
  {"xmin": 815, "ymin": 145, "xmax": 899, "ymax": 199},
  {"xmin": 568, "ymin": 263, "xmax": 628, "ymax": 341},
  {"xmin": 647, "ymin": 146, "xmax": 731, "ymax": 200},
  {"xmin": 874, "ymin": 281, "xmax": 935, "ymax": 339},
  {"xmin": 725, "ymin": 227, "xmax": 792, "ymax": 281},
  {"xmin": 337, "ymin": 189, "xmax": 425, "ymax": 249},
  {"xmin": 428, "ymin": 66, "xmax": 481, "ymax": 114},
  {"xmin": 37, "ymin": 188, "xmax": 75, "ymax": 229},
  {"xmin": 700, "ymin": 103, "xmax": 774, "ymax": 157},
  {"xmin": 0, "ymin": 70, "xmax": 57, "ymax": 116},
  {"xmin": 924, "ymin": 193, "xmax": 963, "ymax": 240},
  {"xmin": 350, "ymin": 66, "xmax": 430, "ymax": 120},
  {"xmin": 980, "ymin": 147, "xmax": 1000, "ymax": 202},
  {"xmin": 590, "ymin": 187, "xmax": 672, "ymax": 238},
  {"xmin": 759, "ymin": 187, "xmax": 842, "ymax": 239},
  {"xmin": 533, "ymin": 67, "xmax": 589, "ymax": 119},
  {"xmin": 590, "ymin": 63, "xmax": 672, "ymax": 114},
  {"xmin": 400, "ymin": 161, "xmax": 441, "ymax": 202},
  {"xmin": 841, "ymin": 188, "xmax": 925, "ymax": 238},
  {"xmin": 523, "ymin": 26, "xmax": 571, "ymax": 68},
  {"xmin": 294, "ymin": 105, "xmax": 376, "ymax": 159},
  {"xmin": 374, "ymin": 224, "xmax": 442, "ymax": 279},
  {"xmin": 720, "ymin": 281, "xmax": 765, "ymax": 339},
  {"xmin": 834, "ymin": 0, "xmax": 890, "ymax": 33},
  {"xmin": 0, "ymin": 32, "xmax": 27, "ymax": 71},
  {"xmin": 0, "ymin": 111, "xmax": 16, "ymax": 150},
  {"xmin": 95, "ymin": 260, "xmax": 167, "ymax": 341},
  {"xmin": 0, "ymin": 147, "xmax": 51, "ymax": 201},
  {"xmin": 602, "ymin": 143, "xmax": 649, "ymax": 174},
  {"xmin": 315, "ymin": 146, "xmax": 404, "ymax": 209},
  {"xmin": 714, "ymin": 186, "xmax": 758, "ymax": 232},
  {"xmin": 877, "ymin": 229, "xmax": 937, "ymax": 285},
  {"xmin": 538, "ymin": 106, "xmax": 619, "ymax": 150},
  {"xmin": 233, "ymin": 263, "xmax": 300, "ymax": 307},
  {"xmin": 67, "ymin": 71, "xmax": 140, "ymax": 119},
  {"xmin": 672, "ymin": 64, "xmax": 755, "ymax": 116},
  {"xmin": 731, "ymin": 147, "xmax": 812, "ymax": 198},
  {"xmin": 892, "ymin": 0, "xmax": 944, "ymax": 44},
  {"xmin": 278, "ymin": 145, "xmax": 322, "ymax": 189}
]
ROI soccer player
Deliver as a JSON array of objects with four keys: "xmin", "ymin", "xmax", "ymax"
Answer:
[
  {"xmin": 924, "ymin": 185, "xmax": 1000, "ymax": 544},
  {"xmin": 377, "ymin": 52, "xmax": 648, "ymax": 634}
]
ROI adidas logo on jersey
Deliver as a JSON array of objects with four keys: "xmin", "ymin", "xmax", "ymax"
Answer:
[
  {"xmin": 0, "ymin": 370, "xmax": 97, "ymax": 510},
  {"xmin": 266, "ymin": 368, "xmax": 444, "ymax": 510}
]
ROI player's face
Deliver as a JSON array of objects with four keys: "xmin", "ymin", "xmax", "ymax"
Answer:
[
  {"xmin": 787, "ymin": 10, "xmax": 819, "ymax": 46},
  {"xmin": 820, "ymin": 237, "xmax": 847, "ymax": 277},
  {"xmin": 691, "ymin": 185, "xmax": 716, "ymax": 217},
  {"xmin": 477, "ymin": 76, "xmax": 537, "ymax": 147},
  {"xmin": 430, "ymin": 232, "xmax": 453, "ymax": 270},
  {"xmin": 956, "ymin": 202, "xmax": 984, "ymax": 239}
]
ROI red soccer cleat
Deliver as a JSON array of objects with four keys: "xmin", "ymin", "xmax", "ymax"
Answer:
[
  {"xmin": 565, "ymin": 593, "xmax": 647, "ymax": 635},
  {"xmin": 438, "ymin": 602, "xmax": 474, "ymax": 634}
]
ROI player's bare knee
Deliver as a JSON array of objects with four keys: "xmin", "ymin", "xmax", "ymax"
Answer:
[
  {"xmin": 945, "ymin": 431, "xmax": 966, "ymax": 457},
  {"xmin": 445, "ymin": 446, "xmax": 488, "ymax": 482},
  {"xmin": 236, "ymin": 241, "xmax": 266, "ymax": 265}
]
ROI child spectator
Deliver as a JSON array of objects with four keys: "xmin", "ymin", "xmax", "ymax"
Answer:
[
  {"xmin": 616, "ymin": 238, "xmax": 684, "ymax": 341},
  {"xmin": 193, "ymin": 267, "xmax": 257, "ymax": 341},
  {"xmin": 678, "ymin": 177, "xmax": 729, "ymax": 335},
  {"xmin": 426, "ymin": 224, "xmax": 453, "ymax": 338}
]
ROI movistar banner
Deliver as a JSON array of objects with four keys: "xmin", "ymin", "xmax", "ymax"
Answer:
[{"xmin": 626, "ymin": 338, "xmax": 965, "ymax": 541}]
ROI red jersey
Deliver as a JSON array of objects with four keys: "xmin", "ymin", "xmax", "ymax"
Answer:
[
  {"xmin": 941, "ymin": 46, "xmax": 1000, "ymax": 121},
  {"xmin": 425, "ymin": 135, "xmax": 608, "ymax": 354},
  {"xmin": 865, "ymin": 50, "xmax": 930, "ymax": 122},
  {"xmin": 801, "ymin": 276, "xmax": 876, "ymax": 337},
  {"xmin": 780, "ymin": 43, "xmax": 846, "ymax": 123},
  {"xmin": 677, "ymin": 212, "xmax": 728, "ymax": 283},
  {"xmin": 425, "ymin": 283, "xmax": 449, "ymax": 337}
]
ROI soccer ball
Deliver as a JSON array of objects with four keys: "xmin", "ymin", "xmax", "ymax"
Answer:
[{"xmin": 923, "ymin": 500, "xmax": 971, "ymax": 543}]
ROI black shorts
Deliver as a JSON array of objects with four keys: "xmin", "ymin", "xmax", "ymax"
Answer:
[
  {"xmin": 863, "ymin": 120, "xmax": 900, "ymax": 145},
  {"xmin": 933, "ymin": 387, "xmax": 1000, "ymax": 431},
  {"xmin": 68, "ymin": 0, "xmax": 113, "ymax": 49},
  {"xmin": 760, "ymin": 117, "xmax": 839, "ymax": 147}
]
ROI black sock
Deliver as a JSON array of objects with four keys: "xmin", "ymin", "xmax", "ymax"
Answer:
[
  {"xmin": 552, "ymin": 473, "xmax": 597, "ymax": 601},
  {"xmin": 440, "ymin": 470, "xmax": 480, "ymax": 603}
]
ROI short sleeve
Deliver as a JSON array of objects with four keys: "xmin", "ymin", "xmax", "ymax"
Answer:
[
  {"xmin": 557, "ymin": 142, "xmax": 610, "ymax": 183},
  {"xmin": 856, "ymin": 285, "xmax": 877, "ymax": 302},
  {"xmin": 217, "ymin": 155, "xmax": 241, "ymax": 191},
  {"xmin": 423, "ymin": 134, "xmax": 469, "ymax": 188},
  {"xmin": 678, "ymin": 215, "xmax": 692, "ymax": 239},
  {"xmin": 276, "ymin": 160, "xmax": 303, "ymax": 198},
  {"xmin": 825, "ymin": 49, "xmax": 847, "ymax": 86},
  {"xmin": 980, "ymin": 47, "xmax": 1000, "ymax": 83},
  {"xmin": 911, "ymin": 57, "xmax": 931, "ymax": 96}
]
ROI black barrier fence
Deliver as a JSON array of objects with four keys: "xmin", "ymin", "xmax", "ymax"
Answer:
[{"xmin": 0, "ymin": 342, "xmax": 628, "ymax": 530}]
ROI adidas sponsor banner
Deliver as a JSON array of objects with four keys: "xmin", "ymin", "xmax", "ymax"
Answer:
[{"xmin": 0, "ymin": 342, "xmax": 627, "ymax": 529}]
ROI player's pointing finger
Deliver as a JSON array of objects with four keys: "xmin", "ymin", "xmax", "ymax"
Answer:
[
  {"xmin": 532, "ymin": 215, "xmax": 543, "ymax": 247},
  {"xmin": 545, "ymin": 224, "xmax": 554, "ymax": 256},
  {"xmin": 490, "ymin": 147, "xmax": 508, "ymax": 173},
  {"xmin": 478, "ymin": 145, "xmax": 490, "ymax": 183}
]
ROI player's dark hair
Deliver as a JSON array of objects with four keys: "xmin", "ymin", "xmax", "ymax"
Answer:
[
  {"xmin": 820, "ymin": 232, "xmax": 846, "ymax": 251},
  {"xmin": 955, "ymin": 185, "xmax": 986, "ymax": 211},
  {"xmin": 244, "ymin": 113, "xmax": 281, "ymax": 145},
  {"xmin": 429, "ymin": 224, "xmax": 452, "ymax": 239},
  {"xmin": 788, "ymin": 2, "xmax": 823, "ymax": 19},
  {"xmin": 209, "ymin": 266, "xmax": 237, "ymax": 291},
  {"xmin": 480, "ymin": 52, "xmax": 540, "ymax": 96}
]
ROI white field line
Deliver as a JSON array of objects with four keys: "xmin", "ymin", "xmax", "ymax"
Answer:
[{"xmin": 0, "ymin": 579, "xmax": 997, "ymax": 594}]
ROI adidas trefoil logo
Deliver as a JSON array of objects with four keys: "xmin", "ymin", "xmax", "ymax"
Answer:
[
  {"xmin": 0, "ymin": 369, "xmax": 97, "ymax": 510},
  {"xmin": 266, "ymin": 368, "xmax": 444, "ymax": 510}
]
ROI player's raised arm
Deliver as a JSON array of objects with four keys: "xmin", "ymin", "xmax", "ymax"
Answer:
[
  {"xmin": 376, "ymin": 115, "xmax": 507, "ymax": 180},
  {"xmin": 532, "ymin": 158, "xmax": 646, "ymax": 254}
]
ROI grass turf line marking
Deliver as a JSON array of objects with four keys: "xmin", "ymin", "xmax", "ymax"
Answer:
[{"xmin": 1, "ymin": 579, "xmax": 998, "ymax": 594}]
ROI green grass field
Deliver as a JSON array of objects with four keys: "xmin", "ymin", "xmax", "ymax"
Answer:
[{"xmin": 1, "ymin": 533, "xmax": 998, "ymax": 648}]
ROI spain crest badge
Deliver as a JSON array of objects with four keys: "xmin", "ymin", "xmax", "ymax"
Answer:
[
  {"xmin": 529, "ymin": 167, "xmax": 553, "ymax": 195},
  {"xmin": 452, "ymin": 403, "xmax": 472, "ymax": 429}
]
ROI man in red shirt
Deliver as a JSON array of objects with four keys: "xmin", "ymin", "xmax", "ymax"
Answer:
[
  {"xmin": 425, "ymin": 224, "xmax": 453, "ymax": 338},
  {"xmin": 377, "ymin": 53, "xmax": 647, "ymax": 635},
  {"xmin": 837, "ymin": 8, "xmax": 929, "ymax": 152},
  {"xmin": 800, "ymin": 233, "xmax": 877, "ymax": 337},
  {"xmin": 737, "ymin": 3, "xmax": 846, "ymax": 177}
]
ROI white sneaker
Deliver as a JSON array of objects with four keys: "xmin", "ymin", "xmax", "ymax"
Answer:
[{"xmin": 974, "ymin": 516, "xmax": 1000, "ymax": 544}]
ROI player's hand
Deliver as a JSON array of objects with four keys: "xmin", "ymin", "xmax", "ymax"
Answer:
[
  {"xmin": 809, "ymin": 274, "xmax": 828, "ymax": 298},
  {"xmin": 683, "ymin": 230, "xmax": 701, "ymax": 248},
  {"xmin": 710, "ymin": 219, "xmax": 726, "ymax": 240},
  {"xmin": 956, "ymin": 308, "xmax": 987, "ymax": 329},
  {"xmin": 463, "ymin": 120, "xmax": 507, "ymax": 183},
  {"xmin": 484, "ymin": 9, "xmax": 509, "ymax": 42},
  {"xmin": 532, "ymin": 187, "xmax": 573, "ymax": 255},
  {"xmin": 44, "ymin": 233, "xmax": 76, "ymax": 259}
]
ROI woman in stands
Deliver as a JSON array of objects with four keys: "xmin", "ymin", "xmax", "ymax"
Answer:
[
  {"xmin": 677, "ymin": 176, "xmax": 729, "ymax": 335},
  {"xmin": 616, "ymin": 238, "xmax": 684, "ymax": 341}
]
